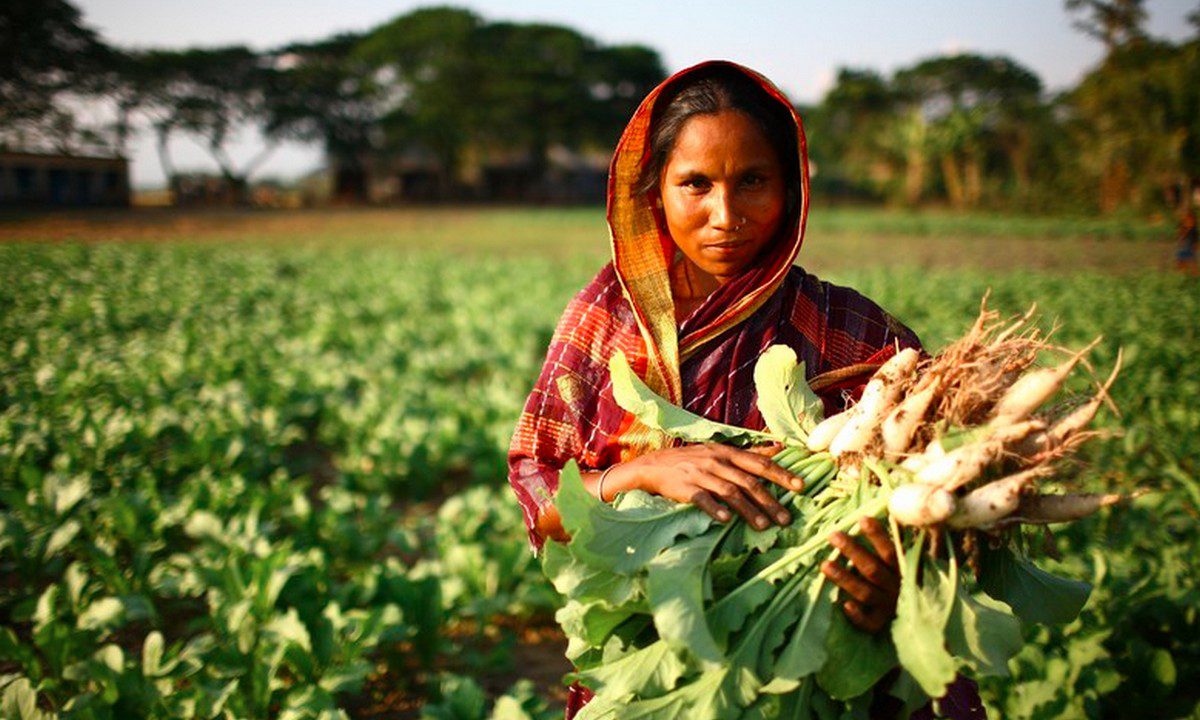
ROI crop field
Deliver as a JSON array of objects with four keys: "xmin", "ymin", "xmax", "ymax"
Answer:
[{"xmin": 0, "ymin": 207, "xmax": 1197, "ymax": 719}]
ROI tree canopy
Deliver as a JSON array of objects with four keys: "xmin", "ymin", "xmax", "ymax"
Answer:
[{"xmin": 5, "ymin": 0, "xmax": 1196, "ymax": 212}]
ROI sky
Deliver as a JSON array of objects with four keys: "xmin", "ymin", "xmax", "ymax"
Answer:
[{"xmin": 75, "ymin": 0, "xmax": 1197, "ymax": 189}]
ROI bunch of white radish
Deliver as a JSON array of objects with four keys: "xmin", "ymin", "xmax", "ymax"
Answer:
[
  {"xmin": 546, "ymin": 298, "xmax": 1134, "ymax": 717},
  {"xmin": 803, "ymin": 299, "xmax": 1128, "ymax": 536}
]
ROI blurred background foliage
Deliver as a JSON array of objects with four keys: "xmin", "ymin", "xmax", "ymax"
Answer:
[{"xmin": 3, "ymin": 0, "xmax": 1199, "ymax": 215}]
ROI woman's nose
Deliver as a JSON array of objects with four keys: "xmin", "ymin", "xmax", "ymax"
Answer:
[{"xmin": 709, "ymin": 187, "xmax": 740, "ymax": 230}]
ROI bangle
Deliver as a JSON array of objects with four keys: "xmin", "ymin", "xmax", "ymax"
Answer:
[{"xmin": 596, "ymin": 464, "xmax": 618, "ymax": 504}]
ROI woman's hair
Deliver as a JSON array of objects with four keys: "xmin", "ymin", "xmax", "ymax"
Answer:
[{"xmin": 634, "ymin": 65, "xmax": 800, "ymax": 215}]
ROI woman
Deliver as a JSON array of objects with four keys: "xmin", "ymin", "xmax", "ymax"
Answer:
[{"xmin": 507, "ymin": 61, "xmax": 983, "ymax": 718}]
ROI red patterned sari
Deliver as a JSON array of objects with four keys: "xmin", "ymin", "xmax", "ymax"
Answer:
[{"xmin": 506, "ymin": 61, "xmax": 983, "ymax": 719}]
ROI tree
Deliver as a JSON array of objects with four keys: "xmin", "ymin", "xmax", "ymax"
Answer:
[
  {"xmin": 0, "ymin": 0, "xmax": 117, "ymax": 151},
  {"xmin": 470, "ymin": 24, "xmax": 664, "ymax": 197},
  {"xmin": 134, "ymin": 46, "xmax": 277, "ymax": 203},
  {"xmin": 1065, "ymin": 0, "xmax": 1147, "ymax": 54},
  {"xmin": 581, "ymin": 44, "xmax": 667, "ymax": 149},
  {"xmin": 1069, "ymin": 40, "xmax": 1200, "ymax": 212},
  {"xmin": 264, "ymin": 34, "xmax": 383, "ymax": 202},
  {"xmin": 810, "ymin": 68, "xmax": 903, "ymax": 202},
  {"xmin": 356, "ymin": 7, "xmax": 484, "ymax": 195},
  {"xmin": 893, "ymin": 54, "xmax": 1043, "ymax": 208},
  {"xmin": 473, "ymin": 22, "xmax": 598, "ymax": 184},
  {"xmin": 353, "ymin": 7, "xmax": 663, "ymax": 199}
]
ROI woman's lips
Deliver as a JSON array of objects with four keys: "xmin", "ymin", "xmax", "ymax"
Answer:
[{"xmin": 705, "ymin": 239, "xmax": 750, "ymax": 253}]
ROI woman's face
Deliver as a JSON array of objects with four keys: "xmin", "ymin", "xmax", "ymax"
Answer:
[{"xmin": 660, "ymin": 110, "xmax": 787, "ymax": 285}]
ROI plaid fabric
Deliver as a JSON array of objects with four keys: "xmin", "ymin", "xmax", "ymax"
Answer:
[{"xmin": 507, "ymin": 263, "xmax": 920, "ymax": 553}]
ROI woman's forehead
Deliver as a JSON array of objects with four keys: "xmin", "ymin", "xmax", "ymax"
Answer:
[{"xmin": 664, "ymin": 112, "xmax": 782, "ymax": 171}]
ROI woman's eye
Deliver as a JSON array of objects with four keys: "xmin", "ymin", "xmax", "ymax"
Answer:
[
  {"xmin": 741, "ymin": 174, "xmax": 766, "ymax": 188},
  {"xmin": 682, "ymin": 178, "xmax": 709, "ymax": 190}
]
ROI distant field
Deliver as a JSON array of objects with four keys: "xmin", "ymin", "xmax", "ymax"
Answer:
[
  {"xmin": 0, "ymin": 205, "xmax": 1178, "ymax": 274},
  {"xmin": 1, "ymin": 208, "xmax": 1196, "ymax": 718}
]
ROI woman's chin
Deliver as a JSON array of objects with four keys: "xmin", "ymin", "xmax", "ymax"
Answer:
[{"xmin": 696, "ymin": 250, "xmax": 757, "ymax": 281}]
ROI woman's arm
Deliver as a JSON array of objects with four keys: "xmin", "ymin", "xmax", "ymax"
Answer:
[
  {"xmin": 535, "ymin": 447, "xmax": 900, "ymax": 634},
  {"xmin": 535, "ymin": 443, "xmax": 804, "ymax": 541}
]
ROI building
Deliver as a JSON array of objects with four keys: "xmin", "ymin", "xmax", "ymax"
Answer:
[{"xmin": 0, "ymin": 151, "xmax": 130, "ymax": 208}]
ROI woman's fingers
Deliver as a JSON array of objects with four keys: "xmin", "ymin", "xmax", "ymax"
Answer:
[
  {"xmin": 842, "ymin": 600, "xmax": 887, "ymax": 634},
  {"xmin": 716, "ymin": 444, "xmax": 804, "ymax": 492},
  {"xmin": 821, "ymin": 556, "xmax": 892, "ymax": 609},
  {"xmin": 828, "ymin": 530, "xmax": 900, "ymax": 594},
  {"xmin": 707, "ymin": 461, "xmax": 791, "ymax": 526},
  {"xmin": 859, "ymin": 517, "xmax": 899, "ymax": 574},
  {"xmin": 701, "ymin": 476, "xmax": 774, "ymax": 529},
  {"xmin": 745, "ymin": 443, "xmax": 785, "ymax": 457},
  {"xmin": 687, "ymin": 489, "xmax": 732, "ymax": 523}
]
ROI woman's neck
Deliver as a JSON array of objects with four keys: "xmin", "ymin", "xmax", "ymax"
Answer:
[{"xmin": 669, "ymin": 254, "xmax": 724, "ymax": 323}]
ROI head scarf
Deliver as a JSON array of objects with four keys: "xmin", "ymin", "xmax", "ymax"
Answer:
[{"xmin": 607, "ymin": 60, "xmax": 811, "ymax": 405}]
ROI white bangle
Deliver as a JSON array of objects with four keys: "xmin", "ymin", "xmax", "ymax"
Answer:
[{"xmin": 596, "ymin": 465, "xmax": 618, "ymax": 504}]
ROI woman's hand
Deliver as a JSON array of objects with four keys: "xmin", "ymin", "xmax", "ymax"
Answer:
[
  {"xmin": 617, "ymin": 443, "xmax": 803, "ymax": 529},
  {"xmin": 821, "ymin": 517, "xmax": 901, "ymax": 634}
]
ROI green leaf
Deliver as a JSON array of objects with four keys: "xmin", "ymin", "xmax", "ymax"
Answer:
[
  {"xmin": 753, "ymin": 345, "xmax": 823, "ymax": 438},
  {"xmin": 1147, "ymin": 648, "xmax": 1177, "ymax": 694},
  {"xmin": 977, "ymin": 545, "xmax": 1091, "ymax": 625},
  {"xmin": 541, "ymin": 540, "xmax": 638, "ymax": 607},
  {"xmin": 610, "ymin": 352, "xmax": 777, "ymax": 446},
  {"xmin": 45, "ymin": 475, "xmax": 90, "ymax": 517},
  {"xmin": 556, "ymin": 599, "xmax": 641, "ymax": 651},
  {"xmin": 279, "ymin": 684, "xmax": 344, "ymax": 720},
  {"xmin": 422, "ymin": 673, "xmax": 486, "ymax": 720},
  {"xmin": 184, "ymin": 511, "xmax": 224, "ymax": 541},
  {"xmin": 570, "ymin": 639, "xmax": 688, "ymax": 702},
  {"xmin": 77, "ymin": 596, "xmax": 125, "ymax": 631},
  {"xmin": 646, "ymin": 529, "xmax": 725, "ymax": 665},
  {"xmin": 265, "ymin": 608, "xmax": 312, "ymax": 652},
  {"xmin": 891, "ymin": 537, "xmax": 958, "ymax": 697},
  {"xmin": 557, "ymin": 462, "xmax": 714, "ymax": 575},
  {"xmin": 945, "ymin": 590, "xmax": 1023, "ymax": 677},
  {"xmin": 706, "ymin": 574, "xmax": 779, "ymax": 649},
  {"xmin": 729, "ymin": 571, "xmax": 808, "ymax": 679},
  {"xmin": 62, "ymin": 562, "xmax": 88, "ymax": 611},
  {"xmin": 319, "ymin": 660, "xmax": 372, "ymax": 694},
  {"xmin": 1, "ymin": 676, "xmax": 50, "ymax": 720},
  {"xmin": 94, "ymin": 643, "xmax": 124, "ymax": 673},
  {"xmin": 616, "ymin": 666, "xmax": 761, "ymax": 720},
  {"xmin": 33, "ymin": 585, "xmax": 58, "ymax": 633},
  {"xmin": 44, "ymin": 519, "xmax": 80, "ymax": 560},
  {"xmin": 774, "ymin": 575, "xmax": 836, "ymax": 680},
  {"xmin": 142, "ymin": 631, "xmax": 164, "ymax": 677},
  {"xmin": 816, "ymin": 601, "xmax": 897, "ymax": 700}
]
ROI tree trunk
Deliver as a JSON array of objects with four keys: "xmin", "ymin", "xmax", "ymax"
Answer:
[
  {"xmin": 1006, "ymin": 135, "xmax": 1031, "ymax": 200},
  {"xmin": 155, "ymin": 124, "xmax": 177, "ymax": 203},
  {"xmin": 941, "ymin": 154, "xmax": 965, "ymax": 209},
  {"xmin": 332, "ymin": 159, "xmax": 368, "ymax": 204},
  {"xmin": 1099, "ymin": 159, "xmax": 1130, "ymax": 213},
  {"xmin": 904, "ymin": 147, "xmax": 925, "ymax": 205},
  {"xmin": 964, "ymin": 151, "xmax": 983, "ymax": 208}
]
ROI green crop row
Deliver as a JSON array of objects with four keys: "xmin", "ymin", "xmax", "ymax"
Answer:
[{"xmin": 1, "ymin": 243, "xmax": 1197, "ymax": 718}]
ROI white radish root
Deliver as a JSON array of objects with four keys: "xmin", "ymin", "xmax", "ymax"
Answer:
[
  {"xmin": 829, "ymin": 348, "xmax": 920, "ymax": 457},
  {"xmin": 882, "ymin": 380, "xmax": 938, "ymax": 459},
  {"xmin": 888, "ymin": 483, "xmax": 956, "ymax": 527},
  {"xmin": 990, "ymin": 337, "xmax": 1102, "ymax": 425},
  {"xmin": 993, "ymin": 492, "xmax": 1127, "ymax": 527},
  {"xmin": 947, "ymin": 467, "xmax": 1048, "ymax": 530},
  {"xmin": 806, "ymin": 410, "xmax": 851, "ymax": 452},
  {"xmin": 1045, "ymin": 350, "xmax": 1123, "ymax": 446},
  {"xmin": 915, "ymin": 420, "xmax": 1044, "ymax": 491}
]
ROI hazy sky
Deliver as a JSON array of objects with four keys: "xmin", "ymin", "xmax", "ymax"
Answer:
[{"xmin": 76, "ymin": 0, "xmax": 1196, "ymax": 188}]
